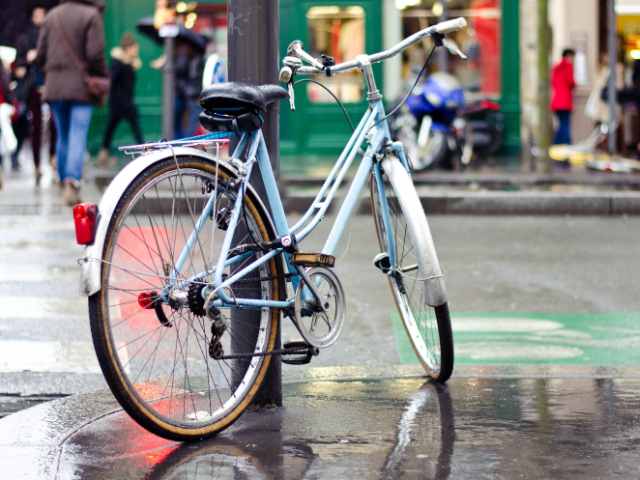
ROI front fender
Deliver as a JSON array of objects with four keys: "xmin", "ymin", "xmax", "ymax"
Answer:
[
  {"xmin": 381, "ymin": 156, "xmax": 447, "ymax": 307},
  {"xmin": 80, "ymin": 147, "xmax": 244, "ymax": 296}
]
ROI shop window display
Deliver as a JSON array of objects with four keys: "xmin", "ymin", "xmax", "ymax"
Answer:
[
  {"xmin": 306, "ymin": 6, "xmax": 366, "ymax": 103},
  {"xmin": 400, "ymin": 0, "xmax": 501, "ymax": 99}
]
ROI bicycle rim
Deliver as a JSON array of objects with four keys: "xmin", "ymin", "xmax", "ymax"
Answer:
[
  {"xmin": 370, "ymin": 166, "xmax": 453, "ymax": 382},
  {"xmin": 90, "ymin": 157, "xmax": 280, "ymax": 440}
]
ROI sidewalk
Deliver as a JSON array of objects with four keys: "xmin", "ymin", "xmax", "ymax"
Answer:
[{"xmin": 0, "ymin": 159, "xmax": 107, "ymax": 415}]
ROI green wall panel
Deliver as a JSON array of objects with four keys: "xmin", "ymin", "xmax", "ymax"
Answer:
[
  {"xmin": 91, "ymin": 0, "xmax": 224, "ymax": 155},
  {"xmin": 89, "ymin": 0, "xmax": 163, "ymax": 154},
  {"xmin": 500, "ymin": 0, "xmax": 521, "ymax": 154},
  {"xmin": 279, "ymin": 0, "xmax": 383, "ymax": 164}
]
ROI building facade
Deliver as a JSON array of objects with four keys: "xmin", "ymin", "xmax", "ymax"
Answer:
[{"xmin": 2, "ymin": 0, "xmax": 522, "ymax": 167}]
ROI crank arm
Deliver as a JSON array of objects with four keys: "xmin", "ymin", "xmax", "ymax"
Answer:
[
  {"xmin": 218, "ymin": 342, "xmax": 319, "ymax": 361},
  {"xmin": 295, "ymin": 265, "xmax": 328, "ymax": 315}
]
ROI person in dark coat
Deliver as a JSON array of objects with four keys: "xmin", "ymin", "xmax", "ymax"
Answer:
[
  {"xmin": 97, "ymin": 33, "xmax": 144, "ymax": 167},
  {"xmin": 12, "ymin": 5, "xmax": 48, "ymax": 183},
  {"xmin": 174, "ymin": 40, "xmax": 205, "ymax": 139},
  {"xmin": 551, "ymin": 48, "xmax": 576, "ymax": 145},
  {"xmin": 35, "ymin": 0, "xmax": 107, "ymax": 205}
]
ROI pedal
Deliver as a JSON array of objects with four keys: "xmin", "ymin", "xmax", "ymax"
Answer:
[
  {"xmin": 292, "ymin": 252, "xmax": 335, "ymax": 268},
  {"xmin": 373, "ymin": 252, "xmax": 391, "ymax": 274},
  {"xmin": 281, "ymin": 341, "xmax": 319, "ymax": 365}
]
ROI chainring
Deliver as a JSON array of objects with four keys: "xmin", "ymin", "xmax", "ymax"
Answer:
[{"xmin": 293, "ymin": 267, "xmax": 345, "ymax": 349}]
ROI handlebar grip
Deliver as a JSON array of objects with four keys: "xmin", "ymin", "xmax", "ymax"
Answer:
[
  {"xmin": 279, "ymin": 66, "xmax": 293, "ymax": 83},
  {"xmin": 432, "ymin": 17, "xmax": 467, "ymax": 35}
]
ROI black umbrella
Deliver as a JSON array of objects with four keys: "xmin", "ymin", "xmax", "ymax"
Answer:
[{"xmin": 136, "ymin": 17, "xmax": 209, "ymax": 53}]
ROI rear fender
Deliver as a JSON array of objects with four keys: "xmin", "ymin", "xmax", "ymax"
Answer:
[{"xmin": 79, "ymin": 147, "xmax": 277, "ymax": 297}]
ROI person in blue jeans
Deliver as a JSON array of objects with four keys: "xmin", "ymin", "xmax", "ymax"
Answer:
[
  {"xmin": 35, "ymin": 0, "xmax": 106, "ymax": 205},
  {"xmin": 48, "ymin": 102, "xmax": 94, "ymax": 187}
]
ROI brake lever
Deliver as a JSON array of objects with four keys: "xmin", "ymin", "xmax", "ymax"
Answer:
[
  {"xmin": 442, "ymin": 38, "xmax": 468, "ymax": 60},
  {"xmin": 288, "ymin": 82, "xmax": 296, "ymax": 111}
]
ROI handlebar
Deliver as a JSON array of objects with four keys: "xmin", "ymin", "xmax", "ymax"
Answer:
[
  {"xmin": 432, "ymin": 17, "xmax": 468, "ymax": 34},
  {"xmin": 281, "ymin": 17, "xmax": 467, "ymax": 78}
]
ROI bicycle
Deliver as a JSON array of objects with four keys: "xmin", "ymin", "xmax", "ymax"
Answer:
[{"xmin": 75, "ymin": 17, "xmax": 467, "ymax": 441}]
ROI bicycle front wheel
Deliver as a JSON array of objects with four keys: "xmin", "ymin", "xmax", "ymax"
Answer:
[
  {"xmin": 370, "ymin": 156, "xmax": 454, "ymax": 382},
  {"xmin": 89, "ymin": 155, "xmax": 281, "ymax": 441}
]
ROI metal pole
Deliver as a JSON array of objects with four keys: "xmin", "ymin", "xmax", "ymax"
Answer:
[
  {"xmin": 228, "ymin": 0, "xmax": 282, "ymax": 407},
  {"xmin": 607, "ymin": 0, "xmax": 617, "ymax": 154},
  {"xmin": 537, "ymin": 0, "xmax": 552, "ymax": 172},
  {"xmin": 436, "ymin": 0, "xmax": 449, "ymax": 72},
  {"xmin": 162, "ymin": 35, "xmax": 176, "ymax": 140}
]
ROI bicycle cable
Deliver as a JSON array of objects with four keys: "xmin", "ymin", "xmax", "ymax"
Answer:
[
  {"xmin": 367, "ymin": 42, "xmax": 439, "ymax": 132},
  {"xmin": 293, "ymin": 78, "xmax": 356, "ymax": 132},
  {"xmin": 292, "ymin": 40, "xmax": 440, "ymax": 136}
]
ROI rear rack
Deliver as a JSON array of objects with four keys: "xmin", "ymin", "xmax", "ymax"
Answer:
[{"xmin": 118, "ymin": 132, "xmax": 234, "ymax": 160}]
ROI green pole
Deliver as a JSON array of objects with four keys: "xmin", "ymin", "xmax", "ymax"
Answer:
[{"xmin": 500, "ymin": 0, "xmax": 521, "ymax": 158}]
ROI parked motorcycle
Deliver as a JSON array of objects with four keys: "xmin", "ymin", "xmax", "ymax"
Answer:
[
  {"xmin": 457, "ymin": 97, "xmax": 503, "ymax": 168},
  {"xmin": 392, "ymin": 72, "xmax": 464, "ymax": 171},
  {"xmin": 391, "ymin": 72, "xmax": 503, "ymax": 171}
]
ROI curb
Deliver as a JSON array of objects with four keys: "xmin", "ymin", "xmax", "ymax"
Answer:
[
  {"xmin": 286, "ymin": 192, "xmax": 640, "ymax": 216},
  {"xmin": 91, "ymin": 170, "xmax": 640, "ymax": 216},
  {"xmin": 119, "ymin": 191, "xmax": 640, "ymax": 216}
]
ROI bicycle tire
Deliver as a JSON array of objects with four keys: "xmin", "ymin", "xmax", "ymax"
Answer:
[
  {"xmin": 89, "ymin": 155, "xmax": 282, "ymax": 441},
  {"xmin": 370, "ymin": 156, "xmax": 454, "ymax": 382}
]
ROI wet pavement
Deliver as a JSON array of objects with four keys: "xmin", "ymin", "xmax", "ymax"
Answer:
[
  {"xmin": 3, "ymin": 156, "xmax": 640, "ymax": 478},
  {"xmin": 1, "ymin": 373, "xmax": 640, "ymax": 479}
]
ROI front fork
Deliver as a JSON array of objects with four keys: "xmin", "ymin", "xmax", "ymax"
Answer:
[{"xmin": 372, "ymin": 141, "xmax": 411, "ymax": 274}]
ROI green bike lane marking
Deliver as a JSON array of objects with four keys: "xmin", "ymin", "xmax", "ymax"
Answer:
[{"xmin": 391, "ymin": 311, "xmax": 640, "ymax": 365}]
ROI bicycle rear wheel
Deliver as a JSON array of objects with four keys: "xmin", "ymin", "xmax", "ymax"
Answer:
[
  {"xmin": 370, "ymin": 156, "xmax": 454, "ymax": 382},
  {"xmin": 89, "ymin": 155, "xmax": 281, "ymax": 441}
]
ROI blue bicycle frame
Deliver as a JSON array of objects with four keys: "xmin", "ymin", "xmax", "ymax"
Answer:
[{"xmin": 164, "ymin": 97, "xmax": 409, "ymax": 312}]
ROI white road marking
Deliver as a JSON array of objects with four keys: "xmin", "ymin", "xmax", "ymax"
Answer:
[{"xmin": 0, "ymin": 340, "xmax": 100, "ymax": 373}]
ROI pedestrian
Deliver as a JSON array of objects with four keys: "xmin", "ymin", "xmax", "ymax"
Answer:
[
  {"xmin": 586, "ymin": 53, "xmax": 623, "ymax": 126},
  {"xmin": 0, "ymin": 60, "xmax": 17, "ymax": 189},
  {"xmin": 35, "ymin": 0, "xmax": 107, "ymax": 206},
  {"xmin": 97, "ymin": 32, "xmax": 144, "ymax": 168},
  {"xmin": 12, "ymin": 4, "xmax": 48, "ymax": 185},
  {"xmin": 551, "ymin": 48, "xmax": 576, "ymax": 145},
  {"xmin": 174, "ymin": 39, "xmax": 206, "ymax": 139}
]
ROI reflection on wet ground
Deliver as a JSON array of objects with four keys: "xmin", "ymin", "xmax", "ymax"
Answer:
[{"xmin": 2, "ymin": 375, "xmax": 640, "ymax": 479}]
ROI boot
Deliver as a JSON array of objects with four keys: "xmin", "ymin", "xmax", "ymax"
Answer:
[{"xmin": 63, "ymin": 181, "xmax": 81, "ymax": 206}]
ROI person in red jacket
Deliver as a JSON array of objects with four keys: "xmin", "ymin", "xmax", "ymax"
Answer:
[{"xmin": 551, "ymin": 48, "xmax": 576, "ymax": 145}]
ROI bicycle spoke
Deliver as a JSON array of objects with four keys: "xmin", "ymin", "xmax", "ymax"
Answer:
[{"xmin": 97, "ymin": 161, "xmax": 276, "ymax": 435}]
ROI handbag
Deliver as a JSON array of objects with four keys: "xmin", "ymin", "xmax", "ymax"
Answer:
[
  {"xmin": 55, "ymin": 15, "xmax": 110, "ymax": 105},
  {"xmin": 85, "ymin": 76, "xmax": 110, "ymax": 104}
]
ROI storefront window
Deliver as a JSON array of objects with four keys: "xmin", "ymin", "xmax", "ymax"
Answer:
[
  {"xmin": 306, "ymin": 6, "xmax": 366, "ymax": 103},
  {"xmin": 399, "ymin": 0, "xmax": 501, "ymax": 98}
]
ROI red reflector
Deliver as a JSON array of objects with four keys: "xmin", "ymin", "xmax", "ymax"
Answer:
[
  {"xmin": 138, "ymin": 291, "xmax": 158, "ymax": 310},
  {"xmin": 73, "ymin": 203, "xmax": 98, "ymax": 245}
]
